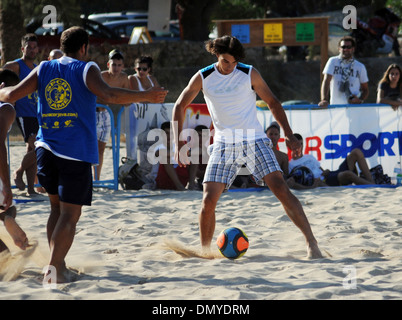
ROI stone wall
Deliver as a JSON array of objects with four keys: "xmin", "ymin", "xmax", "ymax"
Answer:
[
  {"xmin": 89, "ymin": 41, "xmax": 401, "ymax": 105},
  {"xmin": 88, "ymin": 41, "xmax": 272, "ymax": 103}
]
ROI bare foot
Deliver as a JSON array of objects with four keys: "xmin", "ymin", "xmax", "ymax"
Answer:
[
  {"xmin": 4, "ymin": 214, "xmax": 28, "ymax": 250},
  {"xmin": 44, "ymin": 265, "xmax": 80, "ymax": 284},
  {"xmin": 307, "ymin": 242, "xmax": 323, "ymax": 259},
  {"xmin": 13, "ymin": 171, "xmax": 25, "ymax": 191},
  {"xmin": 57, "ymin": 268, "xmax": 80, "ymax": 283}
]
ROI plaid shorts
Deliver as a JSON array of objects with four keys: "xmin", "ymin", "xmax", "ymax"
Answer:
[
  {"xmin": 204, "ymin": 138, "xmax": 282, "ymax": 189},
  {"xmin": 96, "ymin": 110, "xmax": 111, "ymax": 143}
]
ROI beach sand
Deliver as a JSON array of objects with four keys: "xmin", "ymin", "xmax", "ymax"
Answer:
[{"xmin": 1, "ymin": 143, "xmax": 402, "ymax": 300}]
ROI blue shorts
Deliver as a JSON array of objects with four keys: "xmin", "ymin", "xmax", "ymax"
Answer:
[
  {"xmin": 36, "ymin": 147, "xmax": 93, "ymax": 206},
  {"xmin": 204, "ymin": 138, "xmax": 282, "ymax": 189},
  {"xmin": 325, "ymin": 159, "xmax": 357, "ymax": 186}
]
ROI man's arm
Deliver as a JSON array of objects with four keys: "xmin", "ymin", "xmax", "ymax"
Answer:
[
  {"xmin": 0, "ymin": 67, "xmax": 38, "ymax": 103},
  {"xmin": 251, "ymin": 67, "xmax": 301, "ymax": 157},
  {"xmin": 348, "ymin": 82, "xmax": 368, "ymax": 104},
  {"xmin": 377, "ymin": 88, "xmax": 402, "ymax": 110},
  {"xmin": 121, "ymin": 72, "xmax": 130, "ymax": 89},
  {"xmin": 318, "ymin": 73, "xmax": 332, "ymax": 108},
  {"xmin": 172, "ymin": 73, "xmax": 202, "ymax": 167},
  {"xmin": 360, "ymin": 82, "xmax": 369, "ymax": 102},
  {"xmin": 86, "ymin": 65, "xmax": 167, "ymax": 105}
]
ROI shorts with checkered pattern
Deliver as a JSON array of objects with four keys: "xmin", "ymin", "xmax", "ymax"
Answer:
[{"xmin": 203, "ymin": 138, "xmax": 282, "ymax": 190}]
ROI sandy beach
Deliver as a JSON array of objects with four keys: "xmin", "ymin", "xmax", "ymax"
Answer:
[{"xmin": 1, "ymin": 142, "xmax": 402, "ymax": 301}]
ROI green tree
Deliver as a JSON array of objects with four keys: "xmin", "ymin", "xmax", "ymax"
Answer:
[
  {"xmin": 23, "ymin": 0, "xmax": 81, "ymax": 29},
  {"xmin": 387, "ymin": 0, "xmax": 402, "ymax": 28},
  {"xmin": 0, "ymin": 0, "xmax": 25, "ymax": 65},
  {"xmin": 211, "ymin": 0, "xmax": 264, "ymax": 20},
  {"xmin": 0, "ymin": 0, "xmax": 82, "ymax": 65},
  {"xmin": 177, "ymin": 0, "xmax": 219, "ymax": 41}
]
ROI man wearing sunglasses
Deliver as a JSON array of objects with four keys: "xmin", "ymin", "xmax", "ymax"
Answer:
[{"xmin": 319, "ymin": 36, "xmax": 369, "ymax": 107}]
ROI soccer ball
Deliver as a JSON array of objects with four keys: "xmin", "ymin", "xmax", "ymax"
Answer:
[
  {"xmin": 289, "ymin": 166, "xmax": 314, "ymax": 186},
  {"xmin": 216, "ymin": 227, "xmax": 249, "ymax": 259}
]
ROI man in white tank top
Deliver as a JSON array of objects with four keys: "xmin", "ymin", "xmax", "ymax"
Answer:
[{"xmin": 172, "ymin": 36, "xmax": 322, "ymax": 259}]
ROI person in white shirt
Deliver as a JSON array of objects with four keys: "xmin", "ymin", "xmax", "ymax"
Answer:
[
  {"xmin": 319, "ymin": 36, "xmax": 369, "ymax": 107},
  {"xmin": 173, "ymin": 35, "xmax": 323, "ymax": 259},
  {"xmin": 288, "ymin": 133, "xmax": 374, "ymax": 189}
]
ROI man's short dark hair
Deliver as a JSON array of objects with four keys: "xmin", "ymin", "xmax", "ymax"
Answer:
[
  {"xmin": 60, "ymin": 26, "xmax": 89, "ymax": 54},
  {"xmin": 109, "ymin": 49, "xmax": 124, "ymax": 60},
  {"xmin": 0, "ymin": 69, "xmax": 20, "ymax": 87},
  {"xmin": 21, "ymin": 33, "xmax": 38, "ymax": 47},
  {"xmin": 338, "ymin": 36, "xmax": 356, "ymax": 48},
  {"xmin": 294, "ymin": 133, "xmax": 303, "ymax": 141}
]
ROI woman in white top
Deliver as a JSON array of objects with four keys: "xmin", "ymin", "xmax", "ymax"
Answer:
[{"xmin": 128, "ymin": 56, "xmax": 160, "ymax": 92}]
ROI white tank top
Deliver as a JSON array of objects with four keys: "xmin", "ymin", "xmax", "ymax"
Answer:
[
  {"xmin": 134, "ymin": 75, "xmax": 154, "ymax": 91},
  {"xmin": 200, "ymin": 63, "xmax": 266, "ymax": 143}
]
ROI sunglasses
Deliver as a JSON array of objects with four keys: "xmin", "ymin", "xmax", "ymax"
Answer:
[
  {"xmin": 340, "ymin": 45, "xmax": 353, "ymax": 49},
  {"xmin": 136, "ymin": 67, "xmax": 149, "ymax": 71}
]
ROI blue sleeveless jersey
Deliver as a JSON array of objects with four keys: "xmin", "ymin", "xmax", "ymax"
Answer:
[
  {"xmin": 15, "ymin": 59, "xmax": 38, "ymax": 117},
  {"xmin": 37, "ymin": 58, "xmax": 98, "ymax": 164}
]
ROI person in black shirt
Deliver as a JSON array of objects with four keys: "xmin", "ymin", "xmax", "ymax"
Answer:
[{"xmin": 377, "ymin": 64, "xmax": 402, "ymax": 111}]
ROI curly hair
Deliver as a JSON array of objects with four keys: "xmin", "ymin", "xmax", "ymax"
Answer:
[{"xmin": 205, "ymin": 35, "xmax": 245, "ymax": 62}]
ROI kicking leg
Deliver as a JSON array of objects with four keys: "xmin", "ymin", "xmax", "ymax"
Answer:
[{"xmin": 264, "ymin": 171, "xmax": 323, "ymax": 259}]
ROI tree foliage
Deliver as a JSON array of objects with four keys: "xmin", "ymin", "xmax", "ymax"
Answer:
[
  {"xmin": 176, "ymin": 0, "xmax": 219, "ymax": 41},
  {"xmin": 0, "ymin": 0, "xmax": 25, "ymax": 64},
  {"xmin": 386, "ymin": 0, "xmax": 402, "ymax": 26},
  {"xmin": 23, "ymin": 0, "xmax": 81, "ymax": 28}
]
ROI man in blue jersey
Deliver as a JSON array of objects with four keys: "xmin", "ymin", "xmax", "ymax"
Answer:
[
  {"xmin": 173, "ymin": 35, "xmax": 323, "ymax": 259},
  {"xmin": 0, "ymin": 26, "xmax": 167, "ymax": 283},
  {"xmin": 3, "ymin": 34, "xmax": 40, "ymax": 195}
]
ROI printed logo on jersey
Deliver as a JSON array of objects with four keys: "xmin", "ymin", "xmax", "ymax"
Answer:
[{"xmin": 45, "ymin": 78, "xmax": 72, "ymax": 110}]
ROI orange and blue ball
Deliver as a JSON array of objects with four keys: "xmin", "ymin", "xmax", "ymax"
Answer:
[{"xmin": 216, "ymin": 227, "xmax": 249, "ymax": 259}]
